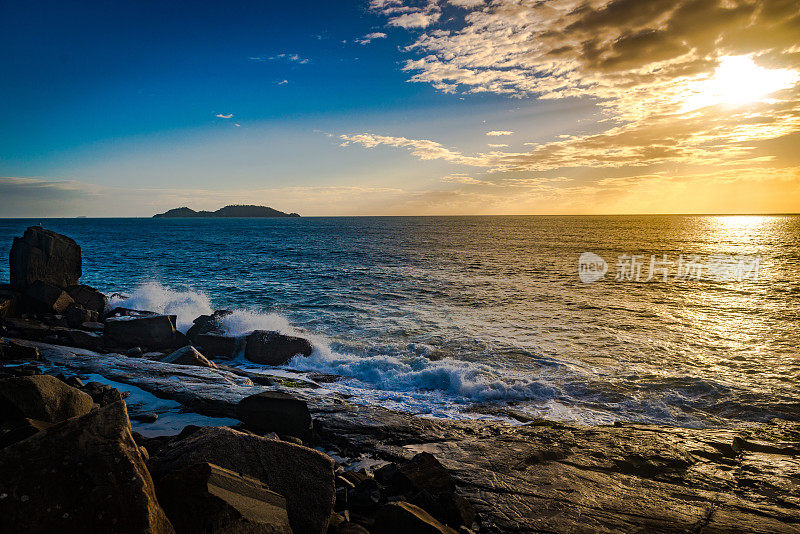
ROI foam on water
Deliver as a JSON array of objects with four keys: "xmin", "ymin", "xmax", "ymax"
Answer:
[{"xmin": 109, "ymin": 281, "xmax": 213, "ymax": 332}]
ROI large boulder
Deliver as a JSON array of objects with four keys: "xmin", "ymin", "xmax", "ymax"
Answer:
[
  {"xmin": 195, "ymin": 333, "xmax": 240, "ymax": 359},
  {"xmin": 9, "ymin": 226, "xmax": 82, "ymax": 291},
  {"xmin": 0, "ymin": 401, "xmax": 174, "ymax": 533},
  {"xmin": 235, "ymin": 391, "xmax": 312, "ymax": 441},
  {"xmin": 104, "ymin": 314, "xmax": 187, "ymax": 350},
  {"xmin": 186, "ymin": 310, "xmax": 233, "ymax": 341},
  {"xmin": 372, "ymin": 502, "xmax": 457, "ymax": 534},
  {"xmin": 65, "ymin": 284, "xmax": 108, "ymax": 314},
  {"xmin": 0, "ymin": 374, "xmax": 94, "ymax": 423},
  {"xmin": 65, "ymin": 302, "xmax": 99, "ymax": 328},
  {"xmin": 161, "ymin": 346, "xmax": 217, "ymax": 369},
  {"xmin": 156, "ymin": 462, "xmax": 293, "ymax": 534},
  {"xmin": 0, "ymin": 340, "xmax": 40, "ymax": 361},
  {"xmin": 244, "ymin": 331, "xmax": 312, "ymax": 366},
  {"xmin": 150, "ymin": 426, "xmax": 335, "ymax": 534},
  {"xmin": 0, "ymin": 288, "xmax": 20, "ymax": 319},
  {"xmin": 0, "ymin": 417, "xmax": 52, "ymax": 448},
  {"xmin": 22, "ymin": 280, "xmax": 75, "ymax": 314}
]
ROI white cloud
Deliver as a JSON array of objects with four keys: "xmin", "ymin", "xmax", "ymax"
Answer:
[
  {"xmin": 277, "ymin": 79, "xmax": 288, "ymax": 85},
  {"xmin": 488, "ymin": 143, "xmax": 508, "ymax": 148},
  {"xmin": 486, "ymin": 130, "xmax": 513, "ymax": 136},
  {"xmin": 388, "ymin": 11, "xmax": 440, "ymax": 29},
  {"xmin": 357, "ymin": 32, "xmax": 388, "ymax": 45},
  {"xmin": 448, "ymin": 0, "xmax": 483, "ymax": 8},
  {"xmin": 441, "ymin": 174, "xmax": 483, "ymax": 184},
  {"xmin": 251, "ymin": 53, "xmax": 310, "ymax": 64},
  {"xmin": 215, "ymin": 113, "xmax": 233, "ymax": 119}
]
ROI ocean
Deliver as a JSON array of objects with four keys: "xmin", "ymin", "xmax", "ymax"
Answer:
[{"xmin": 1, "ymin": 215, "xmax": 798, "ymax": 427}]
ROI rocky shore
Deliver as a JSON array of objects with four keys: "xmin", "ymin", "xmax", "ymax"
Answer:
[{"xmin": 1, "ymin": 227, "xmax": 799, "ymax": 533}]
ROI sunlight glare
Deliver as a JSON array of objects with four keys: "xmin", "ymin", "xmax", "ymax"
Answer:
[{"xmin": 683, "ymin": 56, "xmax": 799, "ymax": 111}]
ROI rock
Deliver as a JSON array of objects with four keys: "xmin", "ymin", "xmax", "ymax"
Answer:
[
  {"xmin": 64, "ymin": 302, "xmax": 98, "ymax": 328},
  {"xmin": 131, "ymin": 412, "xmax": 159, "ymax": 423},
  {"xmin": 150, "ymin": 426, "xmax": 335, "ymax": 534},
  {"xmin": 9, "ymin": 226, "xmax": 82, "ymax": 291},
  {"xmin": 194, "ymin": 333, "xmax": 240, "ymax": 359},
  {"xmin": 0, "ymin": 289, "xmax": 19, "ymax": 319},
  {"xmin": 1, "ymin": 317, "xmax": 52, "ymax": 341},
  {"xmin": 0, "ymin": 374, "xmax": 94, "ymax": 423},
  {"xmin": 65, "ymin": 284, "xmax": 108, "ymax": 314},
  {"xmin": 373, "ymin": 502, "xmax": 457, "ymax": 534},
  {"xmin": 22, "ymin": 280, "xmax": 75, "ymax": 314},
  {"xmin": 0, "ymin": 340, "xmax": 40, "ymax": 361},
  {"xmin": 156, "ymin": 462, "xmax": 293, "ymax": 534},
  {"xmin": 83, "ymin": 381, "xmax": 125, "ymax": 406},
  {"xmin": 126, "ymin": 346, "xmax": 144, "ymax": 357},
  {"xmin": 384, "ymin": 452, "xmax": 474, "ymax": 529},
  {"xmin": 1, "ymin": 364, "xmax": 42, "ymax": 377},
  {"xmin": 235, "ymin": 391, "xmax": 312, "ymax": 441},
  {"xmin": 59, "ymin": 328, "xmax": 103, "ymax": 351},
  {"xmin": 333, "ymin": 523, "xmax": 371, "ymax": 534},
  {"xmin": 80, "ymin": 320, "xmax": 104, "ymax": 331},
  {"xmin": 186, "ymin": 309, "xmax": 233, "ymax": 340},
  {"xmin": 104, "ymin": 314, "xmax": 187, "ymax": 350},
  {"xmin": 0, "ymin": 401, "xmax": 174, "ymax": 533},
  {"xmin": 244, "ymin": 330, "xmax": 313, "ymax": 365},
  {"xmin": 0, "ymin": 417, "xmax": 52, "ymax": 448},
  {"xmin": 161, "ymin": 346, "xmax": 217, "ymax": 369}
]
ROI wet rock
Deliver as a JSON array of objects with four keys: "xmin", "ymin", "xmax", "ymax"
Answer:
[
  {"xmin": 104, "ymin": 314, "xmax": 187, "ymax": 350},
  {"xmin": 65, "ymin": 284, "xmax": 108, "ymax": 315},
  {"xmin": 0, "ymin": 374, "xmax": 93, "ymax": 423},
  {"xmin": 194, "ymin": 333, "xmax": 240, "ymax": 359},
  {"xmin": 1, "ymin": 318, "xmax": 52, "ymax": 341},
  {"xmin": 0, "ymin": 340, "xmax": 40, "ymax": 361},
  {"xmin": 83, "ymin": 381, "xmax": 125, "ymax": 406},
  {"xmin": 22, "ymin": 280, "xmax": 75, "ymax": 314},
  {"xmin": 126, "ymin": 346, "xmax": 144, "ymax": 357},
  {"xmin": 9, "ymin": 226, "xmax": 82, "ymax": 291},
  {"xmin": 0, "ymin": 401, "xmax": 174, "ymax": 533},
  {"xmin": 185, "ymin": 309, "xmax": 233, "ymax": 340},
  {"xmin": 150, "ymin": 426, "xmax": 335, "ymax": 534},
  {"xmin": 161, "ymin": 346, "xmax": 217, "ymax": 369},
  {"xmin": 1, "ymin": 364, "xmax": 42, "ymax": 377},
  {"xmin": 156, "ymin": 462, "xmax": 293, "ymax": 534},
  {"xmin": 59, "ymin": 328, "xmax": 103, "ymax": 351},
  {"xmin": 131, "ymin": 412, "xmax": 159, "ymax": 424},
  {"xmin": 235, "ymin": 390, "xmax": 312, "ymax": 442},
  {"xmin": 80, "ymin": 320, "xmax": 104, "ymax": 331},
  {"xmin": 373, "ymin": 502, "xmax": 457, "ymax": 534},
  {"xmin": 244, "ymin": 330, "xmax": 313, "ymax": 365},
  {"xmin": 64, "ymin": 302, "xmax": 98, "ymax": 328}
]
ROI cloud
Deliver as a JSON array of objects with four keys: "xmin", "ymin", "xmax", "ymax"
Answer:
[
  {"xmin": 339, "ymin": 133, "xmax": 497, "ymax": 167},
  {"xmin": 250, "ymin": 53, "xmax": 310, "ymax": 64},
  {"xmin": 357, "ymin": 32, "xmax": 388, "ymax": 45},
  {"xmin": 486, "ymin": 130, "xmax": 513, "ymax": 136},
  {"xmin": 215, "ymin": 113, "xmax": 233, "ymax": 119},
  {"xmin": 441, "ymin": 174, "xmax": 484, "ymax": 184},
  {"xmin": 449, "ymin": 0, "xmax": 483, "ymax": 7},
  {"xmin": 488, "ymin": 143, "xmax": 509, "ymax": 148},
  {"xmin": 388, "ymin": 11, "xmax": 440, "ymax": 28},
  {"xmin": 277, "ymin": 79, "xmax": 288, "ymax": 85}
]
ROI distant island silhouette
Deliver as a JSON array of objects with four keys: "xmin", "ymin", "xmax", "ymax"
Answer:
[{"xmin": 153, "ymin": 205, "xmax": 300, "ymax": 218}]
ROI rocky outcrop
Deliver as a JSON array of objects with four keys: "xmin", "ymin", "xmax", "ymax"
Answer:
[
  {"xmin": 245, "ymin": 330, "xmax": 313, "ymax": 365},
  {"xmin": 23, "ymin": 280, "xmax": 75, "ymax": 314},
  {"xmin": 186, "ymin": 311, "xmax": 240, "ymax": 359},
  {"xmin": 0, "ymin": 401, "xmax": 174, "ymax": 533},
  {"xmin": 161, "ymin": 346, "xmax": 217, "ymax": 369},
  {"xmin": 9, "ymin": 226, "xmax": 82, "ymax": 291},
  {"xmin": 0, "ymin": 374, "xmax": 94, "ymax": 423},
  {"xmin": 65, "ymin": 302, "xmax": 99, "ymax": 328},
  {"xmin": 0, "ymin": 288, "xmax": 19, "ymax": 319},
  {"xmin": 150, "ymin": 426, "xmax": 335, "ymax": 534},
  {"xmin": 105, "ymin": 314, "xmax": 187, "ymax": 351},
  {"xmin": 373, "ymin": 502, "xmax": 457, "ymax": 534},
  {"xmin": 156, "ymin": 462, "xmax": 293, "ymax": 534},
  {"xmin": 65, "ymin": 284, "xmax": 108, "ymax": 315},
  {"xmin": 235, "ymin": 391, "xmax": 312, "ymax": 441},
  {"xmin": 0, "ymin": 339, "xmax": 40, "ymax": 361}
]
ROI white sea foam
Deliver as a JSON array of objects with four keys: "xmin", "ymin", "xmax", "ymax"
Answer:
[{"xmin": 109, "ymin": 282, "xmax": 213, "ymax": 332}]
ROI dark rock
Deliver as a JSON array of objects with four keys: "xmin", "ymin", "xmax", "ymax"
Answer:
[
  {"xmin": 0, "ymin": 401, "xmax": 174, "ymax": 533},
  {"xmin": 381, "ymin": 452, "xmax": 474, "ymax": 529},
  {"xmin": 65, "ymin": 376, "xmax": 84, "ymax": 388},
  {"xmin": 131, "ymin": 412, "xmax": 159, "ymax": 423},
  {"xmin": 106, "ymin": 307, "xmax": 158, "ymax": 318},
  {"xmin": 149, "ymin": 425, "xmax": 335, "ymax": 534},
  {"xmin": 0, "ymin": 289, "xmax": 20, "ymax": 319},
  {"xmin": 156, "ymin": 462, "xmax": 293, "ymax": 534},
  {"xmin": 83, "ymin": 381, "xmax": 125, "ymax": 406},
  {"xmin": 1, "ymin": 317, "xmax": 52, "ymax": 341},
  {"xmin": 244, "ymin": 330, "xmax": 313, "ymax": 365},
  {"xmin": 0, "ymin": 417, "xmax": 52, "ymax": 448},
  {"xmin": 22, "ymin": 280, "xmax": 75, "ymax": 314},
  {"xmin": 59, "ymin": 328, "xmax": 103, "ymax": 351},
  {"xmin": 333, "ymin": 523, "xmax": 371, "ymax": 534},
  {"xmin": 161, "ymin": 345, "xmax": 217, "ymax": 369},
  {"xmin": 9, "ymin": 226, "xmax": 82, "ymax": 291},
  {"xmin": 185, "ymin": 309, "xmax": 233, "ymax": 340},
  {"xmin": 65, "ymin": 284, "xmax": 108, "ymax": 314},
  {"xmin": 80, "ymin": 320, "xmax": 104, "ymax": 331},
  {"xmin": 373, "ymin": 502, "xmax": 457, "ymax": 534},
  {"xmin": 126, "ymin": 346, "xmax": 144, "ymax": 357},
  {"xmin": 235, "ymin": 391, "xmax": 312, "ymax": 441},
  {"xmin": 2, "ymin": 364, "xmax": 42, "ymax": 377},
  {"xmin": 0, "ymin": 340, "xmax": 40, "ymax": 361},
  {"xmin": 194, "ymin": 333, "xmax": 240, "ymax": 359},
  {"xmin": 65, "ymin": 302, "xmax": 98, "ymax": 328},
  {"xmin": 104, "ymin": 314, "xmax": 187, "ymax": 350},
  {"xmin": 0, "ymin": 374, "xmax": 94, "ymax": 423}
]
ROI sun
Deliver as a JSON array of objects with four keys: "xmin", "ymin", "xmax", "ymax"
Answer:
[{"xmin": 683, "ymin": 55, "xmax": 799, "ymax": 111}]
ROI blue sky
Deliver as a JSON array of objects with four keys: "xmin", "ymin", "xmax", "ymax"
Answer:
[{"xmin": 2, "ymin": 0, "xmax": 799, "ymax": 216}]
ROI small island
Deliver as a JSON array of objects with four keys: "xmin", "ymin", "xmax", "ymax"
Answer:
[{"xmin": 153, "ymin": 204, "xmax": 300, "ymax": 218}]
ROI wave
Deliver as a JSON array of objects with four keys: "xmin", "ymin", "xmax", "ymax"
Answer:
[{"xmin": 109, "ymin": 282, "xmax": 213, "ymax": 332}]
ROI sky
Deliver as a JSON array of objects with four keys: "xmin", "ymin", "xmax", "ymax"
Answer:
[{"xmin": 1, "ymin": 0, "xmax": 799, "ymax": 216}]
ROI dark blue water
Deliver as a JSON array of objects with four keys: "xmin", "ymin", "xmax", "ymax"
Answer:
[{"xmin": 1, "ymin": 216, "xmax": 798, "ymax": 426}]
